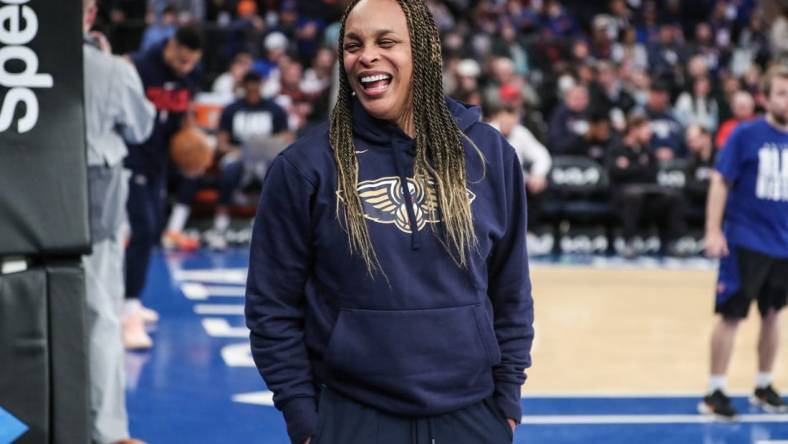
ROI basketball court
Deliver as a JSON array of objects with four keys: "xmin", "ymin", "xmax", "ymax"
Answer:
[{"xmin": 124, "ymin": 250, "xmax": 788, "ymax": 443}]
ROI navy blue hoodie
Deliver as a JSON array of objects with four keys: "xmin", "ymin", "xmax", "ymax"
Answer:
[
  {"xmin": 125, "ymin": 42, "xmax": 201, "ymax": 177},
  {"xmin": 245, "ymin": 97, "xmax": 534, "ymax": 444}
]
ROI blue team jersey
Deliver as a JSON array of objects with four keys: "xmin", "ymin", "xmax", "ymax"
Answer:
[{"xmin": 716, "ymin": 117, "xmax": 788, "ymax": 258}]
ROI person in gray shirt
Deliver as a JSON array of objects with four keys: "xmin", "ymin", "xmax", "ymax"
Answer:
[{"xmin": 82, "ymin": 1, "xmax": 155, "ymax": 442}]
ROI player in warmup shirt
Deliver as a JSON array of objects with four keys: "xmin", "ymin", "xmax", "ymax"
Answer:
[
  {"xmin": 204, "ymin": 71, "xmax": 291, "ymax": 249},
  {"xmin": 701, "ymin": 65, "xmax": 788, "ymax": 418},
  {"xmin": 123, "ymin": 25, "xmax": 203, "ymax": 349}
]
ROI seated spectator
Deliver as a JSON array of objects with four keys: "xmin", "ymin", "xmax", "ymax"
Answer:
[
  {"xmin": 547, "ymin": 109, "xmax": 618, "ymax": 163},
  {"xmin": 590, "ymin": 60, "xmax": 635, "ymax": 130},
  {"xmin": 206, "ymin": 72, "xmax": 292, "ymax": 249},
  {"xmin": 674, "ymin": 75, "xmax": 719, "ymax": 131},
  {"xmin": 140, "ymin": 5, "xmax": 177, "ymax": 51},
  {"xmin": 487, "ymin": 102, "xmax": 551, "ymax": 227},
  {"xmin": 278, "ymin": 61, "xmax": 312, "ymax": 131},
  {"xmin": 451, "ymin": 59, "xmax": 482, "ymax": 101},
  {"xmin": 685, "ymin": 125, "xmax": 717, "ymax": 219},
  {"xmin": 548, "ymin": 83, "xmax": 590, "ymax": 154},
  {"xmin": 623, "ymin": 67, "xmax": 651, "ymax": 107},
  {"xmin": 689, "ymin": 22, "xmax": 722, "ymax": 74},
  {"xmin": 589, "ymin": 14, "xmax": 615, "ymax": 60},
  {"xmin": 255, "ymin": 31, "xmax": 289, "ymax": 97},
  {"xmin": 685, "ymin": 54, "xmax": 711, "ymax": 83},
  {"xmin": 715, "ymin": 90, "xmax": 756, "ymax": 149},
  {"xmin": 607, "ymin": 113, "xmax": 687, "ymax": 258},
  {"xmin": 642, "ymin": 81, "xmax": 686, "ymax": 160},
  {"xmin": 484, "ymin": 57, "xmax": 539, "ymax": 109},
  {"xmin": 714, "ymin": 73, "xmax": 743, "ymax": 122},
  {"xmin": 212, "ymin": 52, "xmax": 253, "ymax": 98},
  {"xmin": 647, "ymin": 23, "xmax": 686, "ymax": 78},
  {"xmin": 486, "ymin": 103, "xmax": 552, "ymax": 194},
  {"xmin": 292, "ymin": 8, "xmax": 326, "ymax": 63},
  {"xmin": 612, "ymin": 26, "xmax": 648, "ymax": 71},
  {"xmin": 300, "ymin": 47, "xmax": 336, "ymax": 125},
  {"xmin": 542, "ymin": 0, "xmax": 577, "ymax": 38},
  {"xmin": 300, "ymin": 47, "xmax": 334, "ymax": 97},
  {"xmin": 491, "ymin": 18, "xmax": 529, "ymax": 75}
]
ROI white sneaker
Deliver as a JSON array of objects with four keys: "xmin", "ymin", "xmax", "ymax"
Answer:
[
  {"xmin": 123, "ymin": 311, "xmax": 153, "ymax": 350},
  {"xmin": 204, "ymin": 228, "xmax": 228, "ymax": 250},
  {"xmin": 139, "ymin": 305, "xmax": 159, "ymax": 324}
]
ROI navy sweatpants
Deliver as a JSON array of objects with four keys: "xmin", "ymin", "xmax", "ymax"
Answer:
[
  {"xmin": 311, "ymin": 387, "xmax": 514, "ymax": 444},
  {"xmin": 125, "ymin": 171, "xmax": 166, "ymax": 299}
]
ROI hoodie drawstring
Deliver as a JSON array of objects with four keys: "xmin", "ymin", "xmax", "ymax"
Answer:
[
  {"xmin": 410, "ymin": 417, "xmax": 436, "ymax": 444},
  {"xmin": 392, "ymin": 140, "xmax": 421, "ymax": 250}
]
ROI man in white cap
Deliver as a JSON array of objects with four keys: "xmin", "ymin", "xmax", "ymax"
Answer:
[{"xmin": 254, "ymin": 31, "xmax": 290, "ymax": 98}]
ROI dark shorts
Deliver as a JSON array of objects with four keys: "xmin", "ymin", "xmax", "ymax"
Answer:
[
  {"xmin": 715, "ymin": 246, "xmax": 788, "ymax": 319},
  {"xmin": 312, "ymin": 386, "xmax": 513, "ymax": 444}
]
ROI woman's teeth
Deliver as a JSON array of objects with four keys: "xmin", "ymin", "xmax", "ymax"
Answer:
[{"xmin": 361, "ymin": 74, "xmax": 392, "ymax": 83}]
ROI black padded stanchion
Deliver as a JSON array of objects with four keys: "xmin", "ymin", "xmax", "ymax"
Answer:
[
  {"xmin": 0, "ymin": 0, "xmax": 89, "ymax": 256},
  {"xmin": 0, "ymin": 1, "xmax": 91, "ymax": 442},
  {"xmin": 0, "ymin": 268, "xmax": 50, "ymax": 443},
  {"xmin": 47, "ymin": 262, "xmax": 89, "ymax": 444}
]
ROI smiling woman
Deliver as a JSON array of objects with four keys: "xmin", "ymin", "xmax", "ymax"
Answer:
[
  {"xmin": 332, "ymin": 0, "xmax": 481, "ymax": 275},
  {"xmin": 244, "ymin": 1, "xmax": 535, "ymax": 444},
  {"xmin": 341, "ymin": 0, "xmax": 413, "ymax": 126}
]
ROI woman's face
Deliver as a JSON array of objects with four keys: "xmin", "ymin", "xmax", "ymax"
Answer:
[
  {"xmin": 342, "ymin": 0, "xmax": 413, "ymax": 122},
  {"xmin": 694, "ymin": 77, "xmax": 710, "ymax": 97}
]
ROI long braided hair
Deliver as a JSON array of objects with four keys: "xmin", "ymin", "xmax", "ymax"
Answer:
[{"xmin": 331, "ymin": 0, "xmax": 483, "ymax": 276}]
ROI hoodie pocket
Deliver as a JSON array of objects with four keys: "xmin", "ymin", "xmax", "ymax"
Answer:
[{"xmin": 324, "ymin": 304, "xmax": 499, "ymax": 390}]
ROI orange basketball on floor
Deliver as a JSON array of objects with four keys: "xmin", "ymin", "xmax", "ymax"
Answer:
[{"xmin": 170, "ymin": 126, "xmax": 214, "ymax": 177}]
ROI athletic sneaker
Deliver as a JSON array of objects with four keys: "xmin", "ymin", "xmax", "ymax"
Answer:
[
  {"xmin": 203, "ymin": 228, "xmax": 228, "ymax": 251},
  {"xmin": 751, "ymin": 385, "xmax": 788, "ymax": 413},
  {"xmin": 162, "ymin": 230, "xmax": 200, "ymax": 252},
  {"xmin": 122, "ymin": 311, "xmax": 153, "ymax": 350},
  {"xmin": 698, "ymin": 389, "xmax": 737, "ymax": 419},
  {"xmin": 620, "ymin": 242, "xmax": 638, "ymax": 260},
  {"xmin": 139, "ymin": 305, "xmax": 159, "ymax": 324}
]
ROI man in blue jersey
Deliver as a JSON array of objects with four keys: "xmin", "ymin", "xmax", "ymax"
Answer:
[
  {"xmin": 701, "ymin": 65, "xmax": 788, "ymax": 418},
  {"xmin": 123, "ymin": 25, "xmax": 203, "ymax": 349}
]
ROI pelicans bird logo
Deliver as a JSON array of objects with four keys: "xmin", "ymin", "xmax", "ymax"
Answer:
[{"xmin": 338, "ymin": 176, "xmax": 476, "ymax": 234}]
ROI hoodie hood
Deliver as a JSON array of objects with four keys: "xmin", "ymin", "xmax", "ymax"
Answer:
[{"xmin": 351, "ymin": 96, "xmax": 482, "ymax": 147}]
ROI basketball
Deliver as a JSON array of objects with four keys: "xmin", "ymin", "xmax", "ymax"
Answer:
[{"xmin": 170, "ymin": 126, "xmax": 214, "ymax": 177}]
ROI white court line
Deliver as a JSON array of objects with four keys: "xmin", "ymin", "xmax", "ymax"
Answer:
[
  {"xmin": 173, "ymin": 268, "xmax": 247, "ymax": 285},
  {"xmin": 194, "ymin": 304, "xmax": 245, "ymax": 315},
  {"xmin": 181, "ymin": 282, "xmax": 245, "ymax": 300},
  {"xmin": 757, "ymin": 441, "xmax": 788, "ymax": 443},
  {"xmin": 221, "ymin": 342, "xmax": 255, "ymax": 367},
  {"xmin": 523, "ymin": 392, "xmax": 750, "ymax": 398},
  {"xmin": 522, "ymin": 414, "xmax": 788, "ymax": 425},
  {"xmin": 202, "ymin": 318, "xmax": 249, "ymax": 338},
  {"xmin": 233, "ymin": 391, "xmax": 274, "ymax": 406}
]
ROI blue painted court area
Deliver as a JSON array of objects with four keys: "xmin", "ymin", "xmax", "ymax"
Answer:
[{"xmin": 126, "ymin": 250, "xmax": 788, "ymax": 444}]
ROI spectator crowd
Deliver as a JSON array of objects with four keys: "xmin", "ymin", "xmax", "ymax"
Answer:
[{"xmin": 94, "ymin": 0, "xmax": 788, "ymax": 256}]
